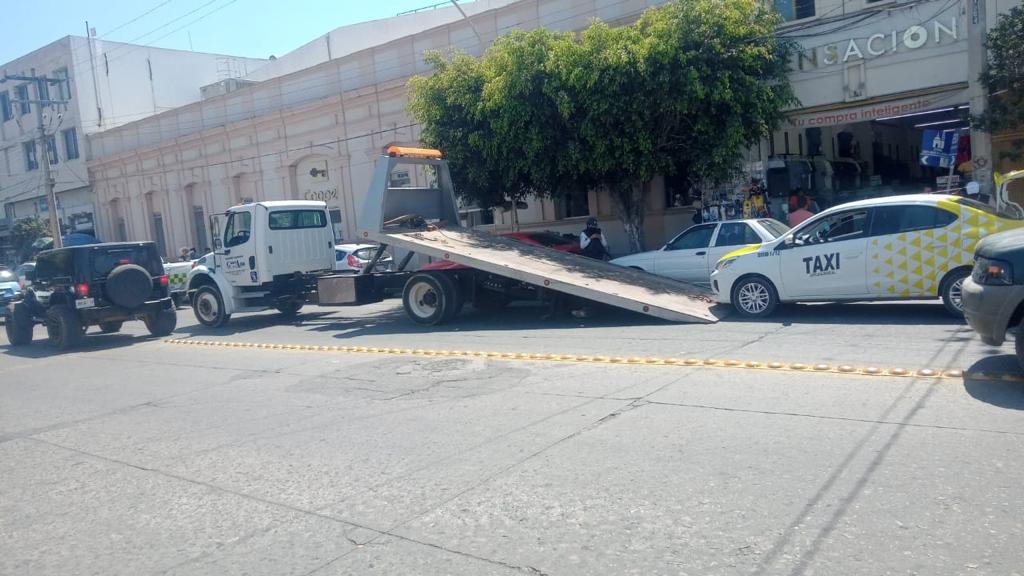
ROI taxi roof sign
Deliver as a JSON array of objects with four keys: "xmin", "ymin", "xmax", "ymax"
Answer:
[{"xmin": 386, "ymin": 146, "xmax": 443, "ymax": 159}]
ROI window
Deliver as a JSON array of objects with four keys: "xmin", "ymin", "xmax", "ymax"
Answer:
[
  {"xmin": 667, "ymin": 224, "xmax": 715, "ymax": 250},
  {"xmin": 870, "ymin": 205, "xmax": 957, "ymax": 236},
  {"xmin": 715, "ymin": 223, "xmax": 762, "ymax": 247},
  {"xmin": 152, "ymin": 214, "xmax": 167, "ymax": 256},
  {"xmin": 758, "ymin": 219, "xmax": 791, "ymax": 239},
  {"xmin": 15, "ymin": 84, "xmax": 30, "ymax": 115},
  {"xmin": 45, "ymin": 135, "xmax": 58, "ymax": 165},
  {"xmin": 560, "ymin": 190, "xmax": 589, "ymax": 219},
  {"xmin": 192, "ymin": 206, "xmax": 208, "ymax": 250},
  {"xmin": 116, "ymin": 218, "xmax": 127, "ymax": 242},
  {"xmin": 774, "ymin": 0, "xmax": 815, "ymax": 21},
  {"xmin": 0, "ymin": 91, "xmax": 11, "ymax": 122},
  {"xmin": 389, "ymin": 169, "xmax": 411, "ymax": 187},
  {"xmin": 329, "ymin": 208, "xmax": 343, "ymax": 242},
  {"xmin": 53, "ymin": 67, "xmax": 70, "ymax": 100},
  {"xmin": 23, "ymin": 142, "xmax": 38, "ymax": 171},
  {"xmin": 223, "ymin": 211, "xmax": 252, "ymax": 247},
  {"xmin": 796, "ymin": 210, "xmax": 868, "ymax": 244},
  {"xmin": 63, "ymin": 128, "xmax": 79, "ymax": 160},
  {"xmin": 268, "ymin": 210, "xmax": 327, "ymax": 230}
]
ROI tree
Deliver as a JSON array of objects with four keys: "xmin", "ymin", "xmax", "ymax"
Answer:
[
  {"xmin": 11, "ymin": 216, "xmax": 49, "ymax": 262},
  {"xmin": 976, "ymin": 5, "xmax": 1024, "ymax": 160},
  {"xmin": 408, "ymin": 29, "xmax": 573, "ymax": 225},
  {"xmin": 409, "ymin": 0, "xmax": 795, "ymax": 252},
  {"xmin": 546, "ymin": 0, "xmax": 795, "ymax": 251}
]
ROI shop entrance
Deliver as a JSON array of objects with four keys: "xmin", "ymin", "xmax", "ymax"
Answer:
[{"xmin": 764, "ymin": 99, "xmax": 972, "ymax": 217}]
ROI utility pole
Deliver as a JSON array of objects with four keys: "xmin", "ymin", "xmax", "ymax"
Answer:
[
  {"xmin": 967, "ymin": 0, "xmax": 993, "ymax": 200},
  {"xmin": 2, "ymin": 71, "xmax": 68, "ymax": 248}
]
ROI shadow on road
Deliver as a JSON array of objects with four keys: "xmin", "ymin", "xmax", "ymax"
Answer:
[
  {"xmin": 725, "ymin": 301, "xmax": 964, "ymax": 326},
  {"xmin": 963, "ymin": 355, "xmax": 1024, "ymax": 410},
  {"xmin": 1, "ymin": 332, "xmax": 156, "ymax": 358}
]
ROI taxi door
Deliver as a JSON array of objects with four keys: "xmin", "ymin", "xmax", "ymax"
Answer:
[
  {"xmin": 779, "ymin": 208, "xmax": 871, "ymax": 298},
  {"xmin": 866, "ymin": 204, "xmax": 959, "ymax": 297}
]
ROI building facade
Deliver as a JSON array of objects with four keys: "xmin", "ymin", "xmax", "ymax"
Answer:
[
  {"xmin": 0, "ymin": 35, "xmax": 265, "ymax": 260},
  {"xmin": 87, "ymin": 0, "xmax": 1023, "ymax": 260}
]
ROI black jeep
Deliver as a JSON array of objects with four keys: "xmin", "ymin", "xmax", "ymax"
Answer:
[{"xmin": 4, "ymin": 242, "xmax": 177, "ymax": 350}]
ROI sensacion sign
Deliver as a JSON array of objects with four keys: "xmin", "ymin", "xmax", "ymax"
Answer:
[{"xmin": 795, "ymin": 17, "xmax": 960, "ymax": 70}]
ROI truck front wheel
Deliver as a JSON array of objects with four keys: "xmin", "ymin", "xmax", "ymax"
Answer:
[
  {"xmin": 193, "ymin": 285, "xmax": 230, "ymax": 328},
  {"xmin": 403, "ymin": 273, "xmax": 451, "ymax": 326}
]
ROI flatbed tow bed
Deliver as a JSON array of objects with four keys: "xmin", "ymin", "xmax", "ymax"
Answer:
[{"xmin": 316, "ymin": 147, "xmax": 722, "ymax": 325}]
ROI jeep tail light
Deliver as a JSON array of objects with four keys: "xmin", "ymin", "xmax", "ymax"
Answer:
[
  {"xmin": 76, "ymin": 283, "xmax": 90, "ymax": 297},
  {"xmin": 119, "ymin": 259, "xmax": 130, "ymax": 265},
  {"xmin": 159, "ymin": 275, "xmax": 169, "ymax": 286},
  {"xmin": 347, "ymin": 254, "xmax": 362, "ymax": 268}
]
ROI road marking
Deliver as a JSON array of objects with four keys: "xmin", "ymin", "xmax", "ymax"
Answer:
[{"xmin": 162, "ymin": 338, "xmax": 992, "ymax": 381}]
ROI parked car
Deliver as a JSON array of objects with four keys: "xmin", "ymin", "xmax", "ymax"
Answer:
[
  {"xmin": 14, "ymin": 262, "xmax": 35, "ymax": 290},
  {"xmin": 711, "ymin": 194, "xmax": 1024, "ymax": 318},
  {"xmin": 335, "ymin": 244, "xmax": 393, "ymax": 273},
  {"xmin": 5, "ymin": 242, "xmax": 176, "ymax": 350},
  {"xmin": 0, "ymin": 268, "xmax": 20, "ymax": 322},
  {"xmin": 163, "ymin": 258, "xmax": 195, "ymax": 307},
  {"xmin": 610, "ymin": 219, "xmax": 789, "ymax": 286},
  {"xmin": 962, "ymin": 227, "xmax": 1024, "ymax": 368}
]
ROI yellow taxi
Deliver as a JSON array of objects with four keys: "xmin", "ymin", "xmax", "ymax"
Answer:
[{"xmin": 710, "ymin": 194, "xmax": 1024, "ymax": 317}]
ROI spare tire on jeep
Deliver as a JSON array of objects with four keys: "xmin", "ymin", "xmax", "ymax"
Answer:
[{"xmin": 105, "ymin": 264, "xmax": 152, "ymax": 308}]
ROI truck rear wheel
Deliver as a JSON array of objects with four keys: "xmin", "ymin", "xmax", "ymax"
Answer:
[
  {"xmin": 432, "ymin": 272, "xmax": 463, "ymax": 322},
  {"xmin": 403, "ymin": 273, "xmax": 452, "ymax": 325},
  {"xmin": 193, "ymin": 285, "xmax": 230, "ymax": 328},
  {"xmin": 46, "ymin": 305, "xmax": 84, "ymax": 351}
]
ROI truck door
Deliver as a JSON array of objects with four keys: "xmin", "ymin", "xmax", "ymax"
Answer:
[{"xmin": 219, "ymin": 207, "xmax": 259, "ymax": 287}]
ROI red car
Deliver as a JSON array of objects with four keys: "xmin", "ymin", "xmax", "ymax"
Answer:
[{"xmin": 420, "ymin": 231, "xmax": 581, "ymax": 271}]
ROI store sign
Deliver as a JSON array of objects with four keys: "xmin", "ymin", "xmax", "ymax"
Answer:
[
  {"xmin": 786, "ymin": 89, "xmax": 967, "ymax": 128},
  {"xmin": 795, "ymin": 18, "xmax": 960, "ymax": 70}
]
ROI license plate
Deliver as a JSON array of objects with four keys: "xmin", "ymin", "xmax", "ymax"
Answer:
[{"xmin": 75, "ymin": 298, "xmax": 95, "ymax": 309}]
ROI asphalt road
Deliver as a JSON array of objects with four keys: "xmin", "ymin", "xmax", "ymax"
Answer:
[{"xmin": 2, "ymin": 299, "xmax": 1023, "ymax": 575}]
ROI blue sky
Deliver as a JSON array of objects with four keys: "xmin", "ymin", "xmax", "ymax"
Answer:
[{"xmin": 2, "ymin": 0, "xmax": 457, "ymax": 64}]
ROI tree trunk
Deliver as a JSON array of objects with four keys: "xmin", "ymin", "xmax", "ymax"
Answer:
[{"xmin": 608, "ymin": 183, "xmax": 646, "ymax": 254}]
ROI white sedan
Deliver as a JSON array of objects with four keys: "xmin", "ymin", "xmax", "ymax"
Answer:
[{"xmin": 611, "ymin": 218, "xmax": 789, "ymax": 286}]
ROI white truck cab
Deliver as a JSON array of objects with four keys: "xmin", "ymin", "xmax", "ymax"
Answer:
[{"xmin": 186, "ymin": 200, "xmax": 335, "ymax": 327}]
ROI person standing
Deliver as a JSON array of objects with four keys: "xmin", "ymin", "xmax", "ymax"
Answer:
[
  {"xmin": 788, "ymin": 198, "xmax": 814, "ymax": 227},
  {"xmin": 580, "ymin": 217, "xmax": 609, "ymax": 260}
]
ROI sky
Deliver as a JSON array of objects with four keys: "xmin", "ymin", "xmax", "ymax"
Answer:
[{"xmin": 1, "ymin": 0, "xmax": 461, "ymax": 64}]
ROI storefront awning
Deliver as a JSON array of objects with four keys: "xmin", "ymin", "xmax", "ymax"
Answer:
[{"xmin": 785, "ymin": 84, "xmax": 969, "ymax": 128}]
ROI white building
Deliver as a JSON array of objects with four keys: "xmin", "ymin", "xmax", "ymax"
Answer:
[
  {"xmin": 87, "ymin": 0, "xmax": 1023, "ymax": 259},
  {"xmin": 0, "ymin": 35, "xmax": 266, "ymax": 260}
]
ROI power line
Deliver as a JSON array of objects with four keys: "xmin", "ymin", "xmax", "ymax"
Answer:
[{"xmin": 99, "ymin": 0, "xmax": 177, "ymax": 38}]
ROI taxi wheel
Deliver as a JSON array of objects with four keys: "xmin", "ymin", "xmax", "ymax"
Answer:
[
  {"xmin": 732, "ymin": 276, "xmax": 778, "ymax": 318},
  {"xmin": 940, "ymin": 268, "xmax": 970, "ymax": 318},
  {"xmin": 1015, "ymin": 320, "xmax": 1024, "ymax": 371}
]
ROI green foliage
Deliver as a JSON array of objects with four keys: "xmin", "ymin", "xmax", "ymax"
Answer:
[
  {"xmin": 976, "ymin": 5, "xmax": 1024, "ymax": 160},
  {"xmin": 11, "ymin": 216, "xmax": 49, "ymax": 261},
  {"xmin": 408, "ymin": 0, "xmax": 796, "ymax": 251}
]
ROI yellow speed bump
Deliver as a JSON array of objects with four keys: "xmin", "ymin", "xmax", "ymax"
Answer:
[{"xmin": 163, "ymin": 338, "xmax": 966, "ymax": 381}]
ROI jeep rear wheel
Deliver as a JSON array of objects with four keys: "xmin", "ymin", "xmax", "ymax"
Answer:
[
  {"xmin": 5, "ymin": 302, "xmax": 34, "ymax": 346},
  {"xmin": 99, "ymin": 321, "xmax": 124, "ymax": 334},
  {"xmin": 144, "ymin": 308, "xmax": 177, "ymax": 337},
  {"xmin": 46, "ymin": 305, "xmax": 84, "ymax": 351},
  {"xmin": 193, "ymin": 285, "xmax": 230, "ymax": 328}
]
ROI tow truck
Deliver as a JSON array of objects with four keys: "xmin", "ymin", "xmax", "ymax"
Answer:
[{"xmin": 186, "ymin": 146, "xmax": 722, "ymax": 327}]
